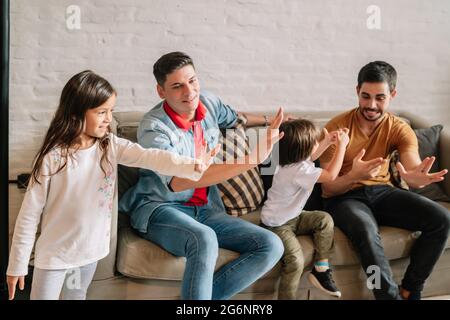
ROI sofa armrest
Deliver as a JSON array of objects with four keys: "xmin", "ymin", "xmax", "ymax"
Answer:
[{"xmin": 440, "ymin": 129, "xmax": 450, "ymax": 197}]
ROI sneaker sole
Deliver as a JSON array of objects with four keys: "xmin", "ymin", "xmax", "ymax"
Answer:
[{"xmin": 308, "ymin": 273, "xmax": 342, "ymax": 298}]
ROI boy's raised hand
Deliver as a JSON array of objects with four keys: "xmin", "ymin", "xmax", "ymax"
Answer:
[
  {"xmin": 322, "ymin": 128, "xmax": 338, "ymax": 146},
  {"xmin": 337, "ymin": 128, "xmax": 350, "ymax": 147},
  {"xmin": 7, "ymin": 275, "xmax": 25, "ymax": 300},
  {"xmin": 325, "ymin": 128, "xmax": 350, "ymax": 147}
]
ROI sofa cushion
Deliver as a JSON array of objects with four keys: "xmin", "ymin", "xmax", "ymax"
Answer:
[
  {"xmin": 116, "ymin": 209, "xmax": 450, "ymax": 281},
  {"xmin": 117, "ymin": 226, "xmax": 280, "ymax": 281},
  {"xmin": 388, "ymin": 150, "xmax": 410, "ymax": 190},
  {"xmin": 217, "ymin": 116, "xmax": 265, "ymax": 216}
]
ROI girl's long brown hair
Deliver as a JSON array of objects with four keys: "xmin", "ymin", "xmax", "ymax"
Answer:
[{"xmin": 30, "ymin": 70, "xmax": 116, "ymax": 185}]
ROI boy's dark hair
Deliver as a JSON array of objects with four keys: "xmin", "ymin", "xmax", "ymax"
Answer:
[
  {"xmin": 153, "ymin": 51, "xmax": 195, "ymax": 86},
  {"xmin": 357, "ymin": 61, "xmax": 397, "ymax": 92},
  {"xmin": 279, "ymin": 119, "xmax": 321, "ymax": 166}
]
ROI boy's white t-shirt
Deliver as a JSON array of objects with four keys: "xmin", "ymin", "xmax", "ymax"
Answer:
[
  {"xmin": 260, "ymin": 159, "xmax": 322, "ymax": 227},
  {"xmin": 7, "ymin": 133, "xmax": 203, "ymax": 276}
]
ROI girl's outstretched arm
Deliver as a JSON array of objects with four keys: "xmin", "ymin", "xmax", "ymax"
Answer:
[{"xmin": 114, "ymin": 134, "xmax": 218, "ymax": 181}]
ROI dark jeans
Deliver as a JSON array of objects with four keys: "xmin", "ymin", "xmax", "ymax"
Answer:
[{"xmin": 323, "ymin": 185, "xmax": 450, "ymax": 300}]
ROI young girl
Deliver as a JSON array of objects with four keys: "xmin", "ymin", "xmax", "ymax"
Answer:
[
  {"xmin": 6, "ymin": 70, "xmax": 219, "ymax": 300},
  {"xmin": 260, "ymin": 119, "xmax": 349, "ymax": 300}
]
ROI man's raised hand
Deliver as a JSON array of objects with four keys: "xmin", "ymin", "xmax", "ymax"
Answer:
[
  {"xmin": 350, "ymin": 148, "xmax": 387, "ymax": 180},
  {"xmin": 396, "ymin": 156, "xmax": 448, "ymax": 188}
]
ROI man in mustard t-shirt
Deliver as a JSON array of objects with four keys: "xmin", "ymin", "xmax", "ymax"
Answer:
[{"xmin": 320, "ymin": 61, "xmax": 450, "ymax": 300}]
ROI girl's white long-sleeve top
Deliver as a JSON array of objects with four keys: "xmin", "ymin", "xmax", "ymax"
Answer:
[{"xmin": 7, "ymin": 134, "xmax": 203, "ymax": 276}]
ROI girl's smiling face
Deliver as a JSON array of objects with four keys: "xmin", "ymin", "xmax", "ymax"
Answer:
[{"xmin": 82, "ymin": 94, "xmax": 116, "ymax": 140}]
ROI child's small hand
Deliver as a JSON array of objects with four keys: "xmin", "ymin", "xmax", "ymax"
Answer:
[
  {"xmin": 336, "ymin": 128, "xmax": 350, "ymax": 147},
  {"xmin": 322, "ymin": 128, "xmax": 339, "ymax": 146},
  {"xmin": 7, "ymin": 275, "xmax": 25, "ymax": 300},
  {"xmin": 194, "ymin": 143, "xmax": 221, "ymax": 174}
]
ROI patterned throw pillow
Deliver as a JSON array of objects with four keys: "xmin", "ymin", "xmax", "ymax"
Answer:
[
  {"xmin": 217, "ymin": 115, "xmax": 265, "ymax": 216},
  {"xmin": 389, "ymin": 150, "xmax": 409, "ymax": 190}
]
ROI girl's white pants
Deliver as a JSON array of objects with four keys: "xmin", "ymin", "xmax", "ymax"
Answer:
[{"xmin": 30, "ymin": 261, "xmax": 98, "ymax": 300}]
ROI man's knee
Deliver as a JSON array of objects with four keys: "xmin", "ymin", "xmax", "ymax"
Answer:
[
  {"xmin": 187, "ymin": 226, "xmax": 219, "ymax": 260},
  {"xmin": 425, "ymin": 204, "xmax": 450, "ymax": 235},
  {"xmin": 259, "ymin": 230, "xmax": 284, "ymax": 261},
  {"xmin": 445, "ymin": 213, "xmax": 450, "ymax": 234},
  {"xmin": 437, "ymin": 209, "xmax": 450, "ymax": 235}
]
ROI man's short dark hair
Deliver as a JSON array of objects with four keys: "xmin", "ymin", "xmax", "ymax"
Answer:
[
  {"xmin": 279, "ymin": 119, "xmax": 321, "ymax": 166},
  {"xmin": 357, "ymin": 61, "xmax": 397, "ymax": 92},
  {"xmin": 153, "ymin": 51, "xmax": 195, "ymax": 86}
]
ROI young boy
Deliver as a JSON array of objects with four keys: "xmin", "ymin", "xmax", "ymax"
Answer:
[{"xmin": 260, "ymin": 119, "xmax": 349, "ymax": 299}]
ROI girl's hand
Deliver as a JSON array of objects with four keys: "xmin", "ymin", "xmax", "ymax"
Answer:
[
  {"xmin": 7, "ymin": 275, "xmax": 25, "ymax": 300},
  {"xmin": 194, "ymin": 143, "xmax": 222, "ymax": 174}
]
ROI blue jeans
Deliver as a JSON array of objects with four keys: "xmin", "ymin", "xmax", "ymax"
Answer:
[
  {"xmin": 138, "ymin": 202, "xmax": 284, "ymax": 300},
  {"xmin": 324, "ymin": 185, "xmax": 450, "ymax": 300}
]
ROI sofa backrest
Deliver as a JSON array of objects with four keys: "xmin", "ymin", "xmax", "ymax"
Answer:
[
  {"xmin": 112, "ymin": 110, "xmax": 343, "ymax": 201},
  {"xmin": 111, "ymin": 109, "xmax": 450, "ymax": 213}
]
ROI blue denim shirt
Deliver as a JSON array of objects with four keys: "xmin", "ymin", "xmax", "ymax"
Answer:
[{"xmin": 118, "ymin": 90, "xmax": 238, "ymax": 233}]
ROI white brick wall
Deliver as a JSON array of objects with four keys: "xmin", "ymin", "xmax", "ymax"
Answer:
[{"xmin": 8, "ymin": 0, "xmax": 450, "ymax": 232}]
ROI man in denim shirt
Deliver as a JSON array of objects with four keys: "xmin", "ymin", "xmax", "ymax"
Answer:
[{"xmin": 119, "ymin": 52, "xmax": 285, "ymax": 299}]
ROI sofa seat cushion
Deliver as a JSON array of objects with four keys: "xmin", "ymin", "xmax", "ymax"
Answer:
[
  {"xmin": 239, "ymin": 209, "xmax": 432, "ymax": 265},
  {"xmin": 117, "ymin": 226, "xmax": 281, "ymax": 281},
  {"xmin": 117, "ymin": 206, "xmax": 450, "ymax": 281}
]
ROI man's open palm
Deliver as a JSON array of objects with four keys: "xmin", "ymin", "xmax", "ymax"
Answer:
[{"xmin": 396, "ymin": 156, "xmax": 448, "ymax": 188}]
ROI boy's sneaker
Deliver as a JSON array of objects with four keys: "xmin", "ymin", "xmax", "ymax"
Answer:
[{"xmin": 308, "ymin": 268, "xmax": 342, "ymax": 298}]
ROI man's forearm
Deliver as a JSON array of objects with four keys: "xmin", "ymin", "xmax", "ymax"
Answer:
[
  {"xmin": 170, "ymin": 158, "xmax": 257, "ymax": 192},
  {"xmin": 321, "ymin": 172, "xmax": 357, "ymax": 198},
  {"xmin": 239, "ymin": 112, "xmax": 270, "ymax": 127}
]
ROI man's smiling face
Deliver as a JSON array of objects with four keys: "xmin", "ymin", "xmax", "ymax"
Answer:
[
  {"xmin": 357, "ymin": 81, "xmax": 396, "ymax": 122},
  {"xmin": 157, "ymin": 64, "xmax": 200, "ymax": 117}
]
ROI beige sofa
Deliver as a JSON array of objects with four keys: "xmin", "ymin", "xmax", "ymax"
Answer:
[{"xmin": 86, "ymin": 110, "xmax": 450, "ymax": 300}]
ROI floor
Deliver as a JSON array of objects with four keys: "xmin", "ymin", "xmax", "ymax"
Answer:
[{"xmin": 423, "ymin": 295, "xmax": 450, "ymax": 300}]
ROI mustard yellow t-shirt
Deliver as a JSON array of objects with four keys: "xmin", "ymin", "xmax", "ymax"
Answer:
[{"xmin": 319, "ymin": 108, "xmax": 418, "ymax": 193}]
